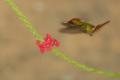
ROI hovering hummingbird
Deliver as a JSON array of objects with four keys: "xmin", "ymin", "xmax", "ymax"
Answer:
[{"xmin": 60, "ymin": 18, "xmax": 110, "ymax": 36}]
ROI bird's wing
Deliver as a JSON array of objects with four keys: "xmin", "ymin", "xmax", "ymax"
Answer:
[{"xmin": 59, "ymin": 27, "xmax": 82, "ymax": 34}]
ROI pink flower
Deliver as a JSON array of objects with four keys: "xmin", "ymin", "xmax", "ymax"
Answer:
[{"xmin": 36, "ymin": 34, "xmax": 60, "ymax": 54}]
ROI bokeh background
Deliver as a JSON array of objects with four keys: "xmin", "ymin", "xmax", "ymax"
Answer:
[{"xmin": 0, "ymin": 0, "xmax": 120, "ymax": 80}]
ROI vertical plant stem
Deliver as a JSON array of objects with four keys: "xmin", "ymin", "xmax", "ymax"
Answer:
[{"xmin": 5, "ymin": 0, "xmax": 44, "ymax": 42}]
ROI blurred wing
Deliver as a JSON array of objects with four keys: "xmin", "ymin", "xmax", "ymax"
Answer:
[
  {"xmin": 61, "ymin": 18, "xmax": 81, "ymax": 28},
  {"xmin": 93, "ymin": 20, "xmax": 110, "ymax": 33},
  {"xmin": 59, "ymin": 27, "xmax": 82, "ymax": 34},
  {"xmin": 61, "ymin": 22, "xmax": 77, "ymax": 28},
  {"xmin": 62, "ymin": 22, "xmax": 80, "ymax": 28}
]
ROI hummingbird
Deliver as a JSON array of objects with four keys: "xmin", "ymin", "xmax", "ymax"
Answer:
[{"xmin": 60, "ymin": 18, "xmax": 110, "ymax": 36}]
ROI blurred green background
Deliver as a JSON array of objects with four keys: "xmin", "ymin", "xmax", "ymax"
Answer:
[{"xmin": 0, "ymin": 0, "xmax": 120, "ymax": 80}]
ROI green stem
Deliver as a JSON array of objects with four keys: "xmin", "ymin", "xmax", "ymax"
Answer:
[
  {"xmin": 53, "ymin": 48, "xmax": 120, "ymax": 78},
  {"xmin": 5, "ymin": 0, "xmax": 44, "ymax": 42},
  {"xmin": 5, "ymin": 0, "xmax": 120, "ymax": 78}
]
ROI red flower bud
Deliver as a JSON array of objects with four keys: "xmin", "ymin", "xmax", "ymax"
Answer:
[{"xmin": 36, "ymin": 34, "xmax": 60, "ymax": 54}]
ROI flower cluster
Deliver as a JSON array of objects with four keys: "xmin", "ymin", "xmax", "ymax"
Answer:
[{"xmin": 36, "ymin": 34, "xmax": 60, "ymax": 54}]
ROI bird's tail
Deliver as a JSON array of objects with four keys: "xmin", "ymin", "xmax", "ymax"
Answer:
[{"xmin": 93, "ymin": 20, "xmax": 110, "ymax": 33}]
